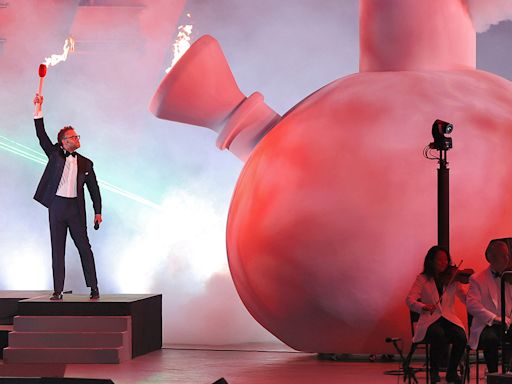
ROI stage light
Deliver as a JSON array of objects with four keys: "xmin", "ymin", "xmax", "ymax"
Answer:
[{"xmin": 429, "ymin": 119, "xmax": 453, "ymax": 150}]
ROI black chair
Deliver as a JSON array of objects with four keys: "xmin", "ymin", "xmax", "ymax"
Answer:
[
  {"xmin": 463, "ymin": 314, "xmax": 478, "ymax": 384},
  {"xmin": 465, "ymin": 314, "xmax": 512, "ymax": 383},
  {"xmin": 465, "ymin": 315, "xmax": 500, "ymax": 384},
  {"xmin": 407, "ymin": 311, "xmax": 469, "ymax": 383},
  {"xmin": 405, "ymin": 309, "xmax": 431, "ymax": 383}
]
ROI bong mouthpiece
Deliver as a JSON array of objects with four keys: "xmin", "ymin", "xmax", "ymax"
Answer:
[{"xmin": 38, "ymin": 64, "xmax": 47, "ymax": 78}]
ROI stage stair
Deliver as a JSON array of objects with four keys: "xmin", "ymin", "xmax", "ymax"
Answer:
[{"xmin": 3, "ymin": 315, "xmax": 132, "ymax": 364}]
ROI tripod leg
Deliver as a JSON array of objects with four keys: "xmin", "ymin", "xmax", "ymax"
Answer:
[
  {"xmin": 386, "ymin": 340, "xmax": 419, "ymax": 384},
  {"xmin": 403, "ymin": 344, "xmax": 419, "ymax": 384},
  {"xmin": 461, "ymin": 347, "xmax": 470, "ymax": 384}
]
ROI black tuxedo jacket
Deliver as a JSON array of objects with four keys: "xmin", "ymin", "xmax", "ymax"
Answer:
[{"xmin": 34, "ymin": 118, "xmax": 101, "ymax": 222}]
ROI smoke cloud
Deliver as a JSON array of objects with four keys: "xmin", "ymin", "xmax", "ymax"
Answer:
[{"xmin": 467, "ymin": 0, "xmax": 512, "ymax": 32}]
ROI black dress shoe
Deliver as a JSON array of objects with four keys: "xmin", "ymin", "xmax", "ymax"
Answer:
[
  {"xmin": 90, "ymin": 287, "xmax": 100, "ymax": 300},
  {"xmin": 430, "ymin": 369, "xmax": 440, "ymax": 383},
  {"xmin": 446, "ymin": 373, "xmax": 462, "ymax": 384},
  {"xmin": 50, "ymin": 292, "xmax": 63, "ymax": 300}
]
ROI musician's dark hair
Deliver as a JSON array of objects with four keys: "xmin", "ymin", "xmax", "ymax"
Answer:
[
  {"xmin": 422, "ymin": 245, "xmax": 451, "ymax": 279},
  {"xmin": 57, "ymin": 126, "xmax": 75, "ymax": 146}
]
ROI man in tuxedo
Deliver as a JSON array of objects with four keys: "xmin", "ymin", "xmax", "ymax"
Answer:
[
  {"xmin": 33, "ymin": 94, "xmax": 102, "ymax": 300},
  {"xmin": 467, "ymin": 239, "xmax": 512, "ymax": 373}
]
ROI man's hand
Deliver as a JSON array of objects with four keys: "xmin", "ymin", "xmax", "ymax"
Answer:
[
  {"xmin": 493, "ymin": 316, "xmax": 503, "ymax": 324},
  {"xmin": 492, "ymin": 316, "xmax": 512, "ymax": 326},
  {"xmin": 93, "ymin": 214, "xmax": 102, "ymax": 230},
  {"xmin": 33, "ymin": 94, "xmax": 44, "ymax": 118},
  {"xmin": 422, "ymin": 304, "xmax": 437, "ymax": 314},
  {"xmin": 33, "ymin": 94, "xmax": 44, "ymax": 106}
]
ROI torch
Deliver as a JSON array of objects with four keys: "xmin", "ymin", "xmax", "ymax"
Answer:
[
  {"xmin": 34, "ymin": 64, "xmax": 47, "ymax": 116},
  {"xmin": 34, "ymin": 36, "xmax": 75, "ymax": 116}
]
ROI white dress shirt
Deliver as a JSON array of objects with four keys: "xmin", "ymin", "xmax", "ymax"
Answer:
[{"xmin": 56, "ymin": 154, "xmax": 78, "ymax": 198}]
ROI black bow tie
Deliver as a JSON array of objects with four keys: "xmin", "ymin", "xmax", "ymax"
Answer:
[
  {"xmin": 492, "ymin": 270, "xmax": 501, "ymax": 279},
  {"xmin": 64, "ymin": 151, "xmax": 77, "ymax": 158}
]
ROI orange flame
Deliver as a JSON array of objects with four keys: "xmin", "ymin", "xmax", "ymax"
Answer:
[
  {"xmin": 43, "ymin": 37, "xmax": 75, "ymax": 67},
  {"xmin": 165, "ymin": 13, "xmax": 193, "ymax": 73}
]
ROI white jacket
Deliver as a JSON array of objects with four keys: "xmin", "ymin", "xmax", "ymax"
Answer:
[
  {"xmin": 467, "ymin": 266, "xmax": 512, "ymax": 349},
  {"xmin": 406, "ymin": 273, "xmax": 467, "ymax": 343}
]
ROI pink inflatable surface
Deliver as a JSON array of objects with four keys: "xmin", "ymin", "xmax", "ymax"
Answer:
[{"xmin": 151, "ymin": 0, "xmax": 512, "ymax": 352}]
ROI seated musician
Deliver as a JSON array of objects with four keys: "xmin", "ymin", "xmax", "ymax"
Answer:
[
  {"xmin": 406, "ymin": 245, "xmax": 467, "ymax": 384},
  {"xmin": 467, "ymin": 239, "xmax": 512, "ymax": 374}
]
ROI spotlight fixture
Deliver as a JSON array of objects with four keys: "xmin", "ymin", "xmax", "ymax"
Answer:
[
  {"xmin": 429, "ymin": 119, "xmax": 453, "ymax": 151},
  {"xmin": 424, "ymin": 119, "xmax": 454, "ymax": 251}
]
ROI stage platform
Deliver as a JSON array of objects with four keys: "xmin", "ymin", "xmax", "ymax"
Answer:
[
  {"xmin": 0, "ymin": 291, "xmax": 162, "ymax": 363},
  {"xmin": 0, "ymin": 291, "xmax": 52, "ymax": 326},
  {"xmin": 0, "ymin": 346, "xmax": 454, "ymax": 384}
]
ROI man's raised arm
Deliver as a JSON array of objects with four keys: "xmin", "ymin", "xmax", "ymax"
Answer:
[{"xmin": 33, "ymin": 94, "xmax": 53, "ymax": 157}]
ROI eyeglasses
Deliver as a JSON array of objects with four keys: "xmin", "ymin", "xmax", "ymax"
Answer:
[{"xmin": 64, "ymin": 135, "xmax": 80, "ymax": 140}]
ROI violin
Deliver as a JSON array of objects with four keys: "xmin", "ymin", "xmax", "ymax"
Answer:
[{"xmin": 440, "ymin": 265, "xmax": 474, "ymax": 285}]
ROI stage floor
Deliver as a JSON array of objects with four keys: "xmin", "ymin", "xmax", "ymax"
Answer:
[{"xmin": 0, "ymin": 345, "xmax": 447, "ymax": 384}]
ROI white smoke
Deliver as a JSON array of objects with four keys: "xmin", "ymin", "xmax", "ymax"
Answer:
[{"xmin": 467, "ymin": 0, "xmax": 512, "ymax": 32}]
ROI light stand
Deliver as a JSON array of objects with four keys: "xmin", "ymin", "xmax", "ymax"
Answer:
[
  {"xmin": 414, "ymin": 120, "xmax": 454, "ymax": 381},
  {"xmin": 437, "ymin": 148, "xmax": 449, "ymax": 251},
  {"xmin": 424, "ymin": 119, "xmax": 454, "ymax": 251},
  {"xmin": 500, "ymin": 271, "xmax": 512, "ymax": 374}
]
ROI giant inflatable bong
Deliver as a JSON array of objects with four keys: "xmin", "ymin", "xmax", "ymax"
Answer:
[{"xmin": 150, "ymin": 0, "xmax": 512, "ymax": 353}]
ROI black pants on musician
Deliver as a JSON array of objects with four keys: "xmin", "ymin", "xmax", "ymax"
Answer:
[
  {"xmin": 478, "ymin": 324, "xmax": 512, "ymax": 373},
  {"xmin": 49, "ymin": 196, "xmax": 98, "ymax": 292},
  {"xmin": 424, "ymin": 317, "xmax": 467, "ymax": 380}
]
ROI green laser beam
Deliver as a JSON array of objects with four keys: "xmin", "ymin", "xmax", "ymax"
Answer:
[
  {"xmin": 0, "ymin": 136, "xmax": 161, "ymax": 210},
  {"xmin": 0, "ymin": 134, "xmax": 45, "ymax": 158},
  {"xmin": 0, "ymin": 141, "xmax": 47, "ymax": 164}
]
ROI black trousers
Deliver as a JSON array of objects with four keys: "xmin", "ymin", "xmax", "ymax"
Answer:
[
  {"xmin": 48, "ymin": 196, "xmax": 98, "ymax": 292},
  {"xmin": 478, "ymin": 324, "xmax": 512, "ymax": 373},
  {"xmin": 424, "ymin": 317, "xmax": 467, "ymax": 377}
]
